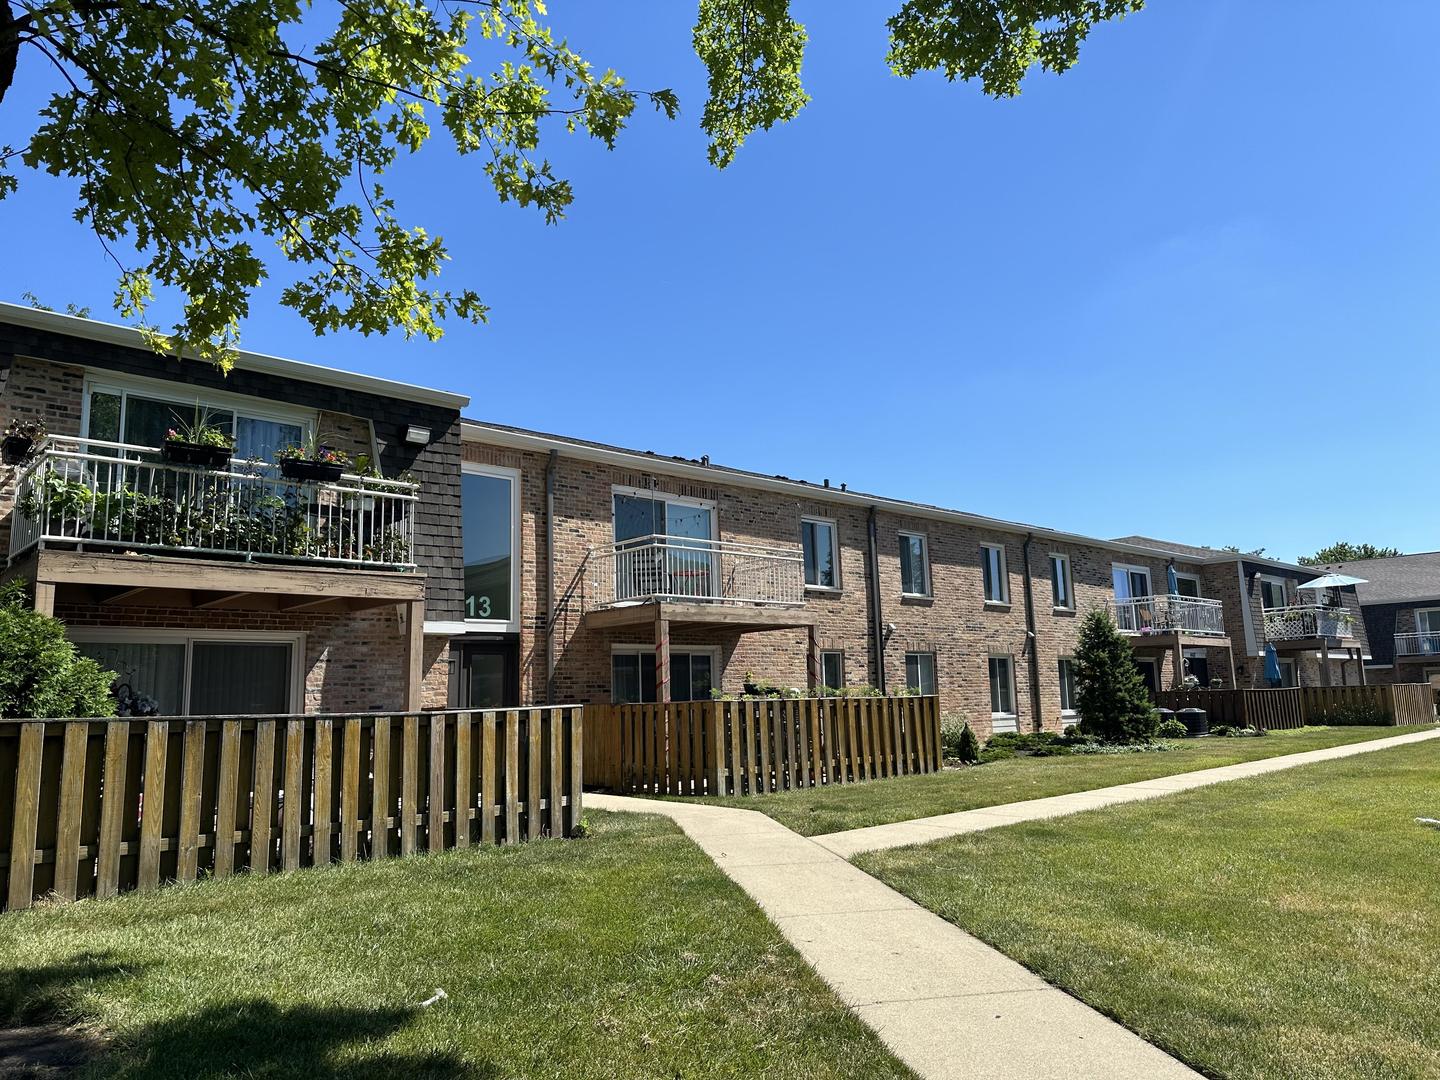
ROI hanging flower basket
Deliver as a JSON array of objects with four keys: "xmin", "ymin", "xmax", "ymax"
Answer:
[
  {"xmin": 162, "ymin": 440, "xmax": 233, "ymax": 469},
  {"xmin": 280, "ymin": 458, "xmax": 345, "ymax": 483},
  {"xmin": 2, "ymin": 434, "xmax": 35, "ymax": 466}
]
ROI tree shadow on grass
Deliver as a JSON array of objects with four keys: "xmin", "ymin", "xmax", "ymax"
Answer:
[
  {"xmin": 99, "ymin": 999, "xmax": 493, "ymax": 1079},
  {"xmin": 0, "ymin": 953, "xmax": 134, "ymax": 1025}
]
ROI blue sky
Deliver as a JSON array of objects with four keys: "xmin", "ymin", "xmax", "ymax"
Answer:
[{"xmin": 2, "ymin": 1, "xmax": 1437, "ymax": 562}]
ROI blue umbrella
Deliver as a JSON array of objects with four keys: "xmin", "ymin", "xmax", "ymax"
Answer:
[
  {"xmin": 1167, "ymin": 562, "xmax": 1180, "ymax": 596},
  {"xmin": 1263, "ymin": 643, "xmax": 1283, "ymax": 688}
]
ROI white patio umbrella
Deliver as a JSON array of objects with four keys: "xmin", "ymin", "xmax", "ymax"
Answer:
[{"xmin": 1297, "ymin": 573, "xmax": 1368, "ymax": 590}]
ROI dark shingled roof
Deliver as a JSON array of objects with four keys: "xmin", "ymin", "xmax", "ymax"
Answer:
[
  {"xmin": 1321, "ymin": 552, "xmax": 1440, "ymax": 605},
  {"xmin": 1110, "ymin": 535, "xmax": 1233, "ymax": 561}
]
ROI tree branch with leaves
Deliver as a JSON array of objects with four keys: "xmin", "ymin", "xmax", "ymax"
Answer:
[{"xmin": 0, "ymin": 0, "xmax": 1144, "ymax": 366}]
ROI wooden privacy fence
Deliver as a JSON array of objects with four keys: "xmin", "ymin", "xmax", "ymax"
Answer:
[
  {"xmin": 1155, "ymin": 688, "xmax": 1305, "ymax": 730},
  {"xmin": 1155, "ymin": 684, "xmax": 1435, "ymax": 731},
  {"xmin": 1, "ymin": 707, "xmax": 583, "ymax": 914},
  {"xmin": 1299, "ymin": 684, "xmax": 1434, "ymax": 728},
  {"xmin": 585, "ymin": 696, "xmax": 941, "ymax": 797}
]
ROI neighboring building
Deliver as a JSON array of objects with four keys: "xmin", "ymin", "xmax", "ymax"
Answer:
[
  {"xmin": 0, "ymin": 303, "xmax": 467, "ymax": 715},
  {"xmin": 1113, "ymin": 538, "xmax": 1371, "ymax": 692},
  {"xmin": 0, "ymin": 305, "xmax": 1381, "ymax": 735},
  {"xmin": 1330, "ymin": 552, "xmax": 1440, "ymax": 688}
]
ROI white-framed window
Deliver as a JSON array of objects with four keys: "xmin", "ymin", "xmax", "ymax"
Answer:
[
  {"xmin": 69, "ymin": 629, "xmax": 304, "ymax": 716},
  {"xmin": 1050, "ymin": 553, "xmax": 1072, "ymax": 610},
  {"xmin": 899, "ymin": 532, "xmax": 930, "ymax": 597},
  {"xmin": 820, "ymin": 650, "xmax": 845, "ymax": 691},
  {"xmin": 1133, "ymin": 656, "xmax": 1160, "ymax": 694},
  {"xmin": 905, "ymin": 651, "xmax": 937, "ymax": 695},
  {"xmin": 1173, "ymin": 572, "xmax": 1203, "ymax": 599},
  {"xmin": 1259, "ymin": 575, "xmax": 1290, "ymax": 610},
  {"xmin": 1112, "ymin": 563, "xmax": 1153, "ymax": 600},
  {"xmin": 462, "ymin": 462, "xmax": 521, "ymax": 630},
  {"xmin": 1058, "ymin": 656, "xmax": 1077, "ymax": 716},
  {"xmin": 83, "ymin": 373, "xmax": 315, "ymax": 466},
  {"xmin": 801, "ymin": 516, "xmax": 840, "ymax": 590},
  {"xmin": 982, "ymin": 543, "xmax": 1009, "ymax": 604},
  {"xmin": 988, "ymin": 654, "xmax": 1015, "ymax": 718},
  {"xmin": 611, "ymin": 645, "xmax": 718, "ymax": 704},
  {"xmin": 1414, "ymin": 608, "xmax": 1440, "ymax": 652}
]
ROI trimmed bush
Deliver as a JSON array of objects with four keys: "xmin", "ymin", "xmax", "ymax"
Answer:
[
  {"xmin": 1156, "ymin": 717, "xmax": 1189, "ymax": 739},
  {"xmin": 0, "ymin": 581, "xmax": 116, "ymax": 718},
  {"xmin": 1074, "ymin": 609, "xmax": 1157, "ymax": 743}
]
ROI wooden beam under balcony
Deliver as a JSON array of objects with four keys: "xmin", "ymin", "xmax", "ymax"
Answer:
[
  {"xmin": 36, "ymin": 550, "xmax": 424, "ymax": 612},
  {"xmin": 1267, "ymin": 635, "xmax": 1360, "ymax": 654},
  {"xmin": 1128, "ymin": 631, "xmax": 1233, "ymax": 653},
  {"xmin": 584, "ymin": 599, "xmax": 818, "ymax": 633}
]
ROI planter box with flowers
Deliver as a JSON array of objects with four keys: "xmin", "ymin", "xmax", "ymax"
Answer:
[
  {"xmin": 2, "ymin": 418, "xmax": 46, "ymax": 466},
  {"xmin": 162, "ymin": 408, "xmax": 234, "ymax": 469},
  {"xmin": 277, "ymin": 439, "xmax": 351, "ymax": 483}
]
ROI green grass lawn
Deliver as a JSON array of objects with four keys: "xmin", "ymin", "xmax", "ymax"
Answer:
[
  {"xmin": 0, "ymin": 812, "xmax": 912, "ymax": 1080},
  {"xmin": 856, "ymin": 739, "xmax": 1440, "ymax": 1080},
  {"xmin": 669, "ymin": 726, "xmax": 1433, "ymax": 836}
]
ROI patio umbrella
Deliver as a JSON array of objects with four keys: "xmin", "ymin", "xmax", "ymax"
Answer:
[
  {"xmin": 1263, "ymin": 643, "xmax": 1283, "ymax": 688},
  {"xmin": 1297, "ymin": 573, "xmax": 1368, "ymax": 590},
  {"xmin": 1167, "ymin": 562, "xmax": 1180, "ymax": 595}
]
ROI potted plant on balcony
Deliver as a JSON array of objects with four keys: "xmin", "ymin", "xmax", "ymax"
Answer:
[
  {"xmin": 277, "ymin": 435, "xmax": 351, "ymax": 483},
  {"xmin": 162, "ymin": 408, "xmax": 234, "ymax": 468},
  {"xmin": 2, "ymin": 418, "xmax": 46, "ymax": 465}
]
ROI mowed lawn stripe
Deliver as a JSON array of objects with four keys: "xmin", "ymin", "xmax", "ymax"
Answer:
[
  {"xmin": 666, "ymin": 726, "xmax": 1433, "ymax": 836},
  {"xmin": 0, "ymin": 812, "xmax": 914, "ymax": 1080},
  {"xmin": 856, "ymin": 740, "xmax": 1440, "ymax": 1080}
]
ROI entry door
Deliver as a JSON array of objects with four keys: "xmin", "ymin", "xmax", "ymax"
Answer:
[
  {"xmin": 1133, "ymin": 657, "xmax": 1159, "ymax": 696},
  {"xmin": 459, "ymin": 641, "xmax": 519, "ymax": 709},
  {"xmin": 1112, "ymin": 567, "xmax": 1152, "ymax": 631},
  {"xmin": 664, "ymin": 501, "xmax": 715, "ymax": 599}
]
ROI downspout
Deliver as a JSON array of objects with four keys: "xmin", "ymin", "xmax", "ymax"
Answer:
[
  {"xmin": 1022, "ymin": 533, "xmax": 1043, "ymax": 732},
  {"xmin": 867, "ymin": 506, "xmax": 886, "ymax": 692},
  {"xmin": 545, "ymin": 449, "xmax": 558, "ymax": 705}
]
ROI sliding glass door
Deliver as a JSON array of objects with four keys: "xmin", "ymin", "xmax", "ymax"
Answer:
[
  {"xmin": 612, "ymin": 491, "xmax": 716, "ymax": 601},
  {"xmin": 74, "ymin": 633, "xmax": 298, "ymax": 715}
]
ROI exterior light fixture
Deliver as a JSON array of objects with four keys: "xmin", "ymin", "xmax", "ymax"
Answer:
[{"xmin": 404, "ymin": 424, "xmax": 430, "ymax": 445}]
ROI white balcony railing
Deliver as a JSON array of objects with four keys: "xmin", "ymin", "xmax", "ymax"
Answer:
[
  {"xmin": 1110, "ymin": 594, "xmax": 1226, "ymax": 637},
  {"xmin": 7, "ymin": 437, "xmax": 419, "ymax": 570},
  {"xmin": 1263, "ymin": 605, "xmax": 1358, "ymax": 642},
  {"xmin": 1395, "ymin": 631, "xmax": 1440, "ymax": 657},
  {"xmin": 587, "ymin": 534, "xmax": 804, "ymax": 609}
]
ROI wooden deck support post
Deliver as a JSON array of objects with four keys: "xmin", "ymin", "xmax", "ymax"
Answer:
[
  {"xmin": 807, "ymin": 624, "xmax": 820, "ymax": 690},
  {"xmin": 1320, "ymin": 639, "xmax": 1333, "ymax": 687},
  {"xmin": 403, "ymin": 599, "xmax": 425, "ymax": 712},
  {"xmin": 655, "ymin": 611, "xmax": 671, "ymax": 704}
]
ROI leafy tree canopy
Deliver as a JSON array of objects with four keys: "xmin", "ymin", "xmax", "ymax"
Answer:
[
  {"xmin": 1298, "ymin": 541, "xmax": 1403, "ymax": 567},
  {"xmin": 0, "ymin": 0, "xmax": 1142, "ymax": 367}
]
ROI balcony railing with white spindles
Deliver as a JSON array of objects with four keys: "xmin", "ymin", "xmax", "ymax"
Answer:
[
  {"xmin": 1262, "ymin": 605, "xmax": 1358, "ymax": 642},
  {"xmin": 1394, "ymin": 631, "xmax": 1440, "ymax": 657},
  {"xmin": 7, "ymin": 437, "xmax": 419, "ymax": 570},
  {"xmin": 586, "ymin": 534, "xmax": 805, "ymax": 610},
  {"xmin": 1109, "ymin": 594, "xmax": 1227, "ymax": 637}
]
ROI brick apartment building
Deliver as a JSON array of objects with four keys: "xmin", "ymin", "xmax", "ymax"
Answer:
[
  {"xmin": 1, "ymin": 305, "xmax": 1373, "ymax": 735},
  {"xmin": 1332, "ymin": 552, "xmax": 1440, "ymax": 689}
]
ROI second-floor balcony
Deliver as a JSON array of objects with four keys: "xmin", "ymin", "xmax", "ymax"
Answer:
[
  {"xmin": 1111, "ymin": 594, "xmax": 1226, "ymax": 637},
  {"xmin": 1263, "ymin": 605, "xmax": 1358, "ymax": 642},
  {"xmin": 8, "ymin": 437, "xmax": 419, "ymax": 572},
  {"xmin": 586, "ymin": 534, "xmax": 804, "ymax": 610},
  {"xmin": 1395, "ymin": 631, "xmax": 1440, "ymax": 658}
]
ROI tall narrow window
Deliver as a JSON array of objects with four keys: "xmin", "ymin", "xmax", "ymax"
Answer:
[
  {"xmin": 905, "ymin": 652, "xmax": 936, "ymax": 695},
  {"xmin": 1058, "ymin": 657, "xmax": 1076, "ymax": 716},
  {"xmin": 801, "ymin": 518, "xmax": 839, "ymax": 589},
  {"xmin": 982, "ymin": 544, "xmax": 1008, "ymax": 604},
  {"xmin": 899, "ymin": 532, "xmax": 930, "ymax": 596},
  {"xmin": 462, "ymin": 466, "xmax": 518, "ymax": 623},
  {"xmin": 1050, "ymin": 553, "xmax": 1072, "ymax": 609},
  {"xmin": 988, "ymin": 655, "xmax": 1015, "ymax": 716},
  {"xmin": 820, "ymin": 650, "xmax": 845, "ymax": 691}
]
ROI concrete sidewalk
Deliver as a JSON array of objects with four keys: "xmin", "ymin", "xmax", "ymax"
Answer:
[
  {"xmin": 814, "ymin": 727, "xmax": 1440, "ymax": 858},
  {"xmin": 589, "ymin": 727, "xmax": 1439, "ymax": 1079},
  {"xmin": 588, "ymin": 792, "xmax": 1198, "ymax": 1079}
]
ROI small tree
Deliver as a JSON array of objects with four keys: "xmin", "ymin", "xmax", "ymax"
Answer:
[
  {"xmin": 956, "ymin": 722, "xmax": 980, "ymax": 764},
  {"xmin": 0, "ymin": 582, "xmax": 117, "ymax": 718},
  {"xmin": 1073, "ymin": 608, "xmax": 1155, "ymax": 743}
]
